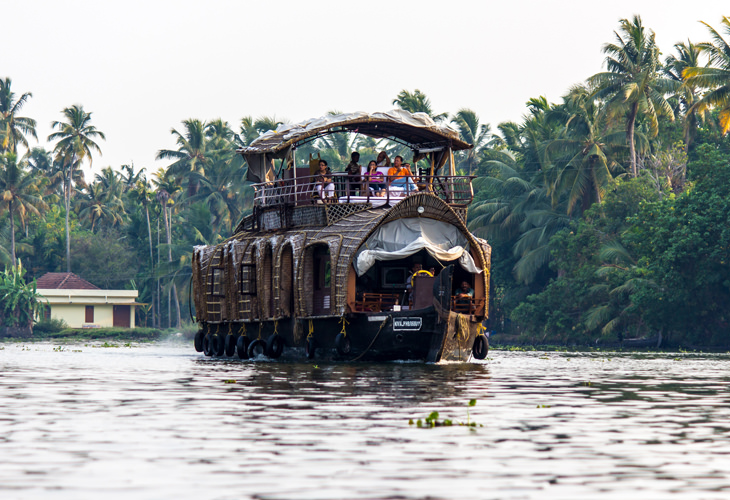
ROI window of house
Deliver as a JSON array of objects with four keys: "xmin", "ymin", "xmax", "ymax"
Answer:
[
  {"xmin": 85, "ymin": 305, "xmax": 94, "ymax": 323},
  {"xmin": 240, "ymin": 264, "xmax": 256, "ymax": 295}
]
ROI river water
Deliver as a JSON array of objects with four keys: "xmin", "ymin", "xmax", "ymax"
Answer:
[{"xmin": 1, "ymin": 340, "xmax": 730, "ymax": 500}]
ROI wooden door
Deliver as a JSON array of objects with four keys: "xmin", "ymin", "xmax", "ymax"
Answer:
[{"xmin": 113, "ymin": 305, "xmax": 131, "ymax": 327}]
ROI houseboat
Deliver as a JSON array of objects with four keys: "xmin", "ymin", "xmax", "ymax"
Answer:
[{"xmin": 192, "ymin": 110, "xmax": 491, "ymax": 362}]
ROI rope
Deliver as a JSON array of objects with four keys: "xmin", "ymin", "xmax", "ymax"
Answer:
[
  {"xmin": 273, "ymin": 320, "xmax": 279, "ymax": 336},
  {"xmin": 239, "ymin": 323, "xmax": 246, "ymax": 335},
  {"xmin": 477, "ymin": 321, "xmax": 486, "ymax": 337},
  {"xmin": 258, "ymin": 321, "xmax": 263, "ymax": 340},
  {"xmin": 227, "ymin": 322, "xmax": 233, "ymax": 335},
  {"xmin": 339, "ymin": 316, "xmax": 349, "ymax": 337},
  {"xmin": 307, "ymin": 319, "xmax": 314, "ymax": 340},
  {"xmin": 350, "ymin": 315, "xmax": 390, "ymax": 362},
  {"xmin": 457, "ymin": 313, "xmax": 469, "ymax": 342}
]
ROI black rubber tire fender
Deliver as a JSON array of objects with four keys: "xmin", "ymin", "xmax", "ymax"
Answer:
[
  {"xmin": 305, "ymin": 337, "xmax": 316, "ymax": 359},
  {"xmin": 210, "ymin": 333, "xmax": 225, "ymax": 356},
  {"xmin": 266, "ymin": 335, "xmax": 284, "ymax": 359},
  {"xmin": 472, "ymin": 335, "xmax": 489, "ymax": 360},
  {"xmin": 335, "ymin": 333, "xmax": 352, "ymax": 356},
  {"xmin": 224, "ymin": 334, "xmax": 237, "ymax": 357},
  {"xmin": 203, "ymin": 334, "xmax": 212, "ymax": 356},
  {"xmin": 247, "ymin": 338, "xmax": 267, "ymax": 358},
  {"xmin": 194, "ymin": 330, "xmax": 205, "ymax": 352},
  {"xmin": 236, "ymin": 335, "xmax": 250, "ymax": 359}
]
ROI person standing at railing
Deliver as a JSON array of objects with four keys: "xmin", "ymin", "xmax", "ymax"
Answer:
[
  {"xmin": 387, "ymin": 156, "xmax": 417, "ymax": 193},
  {"xmin": 345, "ymin": 151, "xmax": 361, "ymax": 196},
  {"xmin": 316, "ymin": 160, "xmax": 335, "ymax": 202}
]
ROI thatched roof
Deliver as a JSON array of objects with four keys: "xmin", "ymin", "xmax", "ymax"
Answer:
[{"xmin": 239, "ymin": 110, "xmax": 472, "ymax": 156}]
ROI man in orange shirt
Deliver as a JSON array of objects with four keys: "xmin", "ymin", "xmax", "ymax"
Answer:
[{"xmin": 387, "ymin": 156, "xmax": 417, "ymax": 193}]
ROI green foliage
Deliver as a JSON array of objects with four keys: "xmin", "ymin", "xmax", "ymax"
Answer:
[
  {"xmin": 0, "ymin": 261, "xmax": 45, "ymax": 329},
  {"xmin": 626, "ymin": 145, "xmax": 730, "ymax": 344},
  {"xmin": 33, "ymin": 317, "xmax": 67, "ymax": 334},
  {"xmin": 5, "ymin": 15, "xmax": 730, "ymax": 344},
  {"xmin": 70, "ymin": 229, "xmax": 140, "ymax": 289},
  {"xmin": 510, "ymin": 178, "xmax": 660, "ymax": 344},
  {"xmin": 33, "ymin": 327, "xmax": 165, "ymax": 340}
]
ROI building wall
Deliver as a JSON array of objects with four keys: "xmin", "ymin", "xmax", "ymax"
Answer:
[
  {"xmin": 48, "ymin": 304, "xmax": 135, "ymax": 328},
  {"xmin": 38, "ymin": 288, "xmax": 138, "ymax": 329}
]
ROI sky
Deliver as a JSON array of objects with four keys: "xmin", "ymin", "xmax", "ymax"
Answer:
[{"xmin": 3, "ymin": 0, "xmax": 728, "ymax": 178}]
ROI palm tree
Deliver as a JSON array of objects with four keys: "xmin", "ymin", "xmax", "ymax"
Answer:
[
  {"xmin": 238, "ymin": 116, "xmax": 260, "ymax": 147},
  {"xmin": 26, "ymin": 147, "xmax": 64, "ymax": 198},
  {"xmin": 156, "ymin": 119, "xmax": 234, "ymax": 196},
  {"xmin": 47, "ymin": 104, "xmax": 105, "ymax": 272},
  {"xmin": 451, "ymin": 109, "xmax": 496, "ymax": 175},
  {"xmin": 585, "ymin": 241, "xmax": 656, "ymax": 339},
  {"xmin": 253, "ymin": 115, "xmax": 284, "ymax": 134},
  {"xmin": 76, "ymin": 173, "xmax": 125, "ymax": 232},
  {"xmin": 185, "ymin": 159, "xmax": 244, "ymax": 235},
  {"xmin": 588, "ymin": 15, "xmax": 677, "ymax": 177},
  {"xmin": 158, "ymin": 202, "xmax": 225, "ymax": 322},
  {"xmin": 0, "ymin": 152, "xmax": 47, "ymax": 265},
  {"xmin": 664, "ymin": 41, "xmax": 705, "ymax": 148},
  {"xmin": 128, "ymin": 178, "xmax": 155, "ymax": 267},
  {"xmin": 392, "ymin": 89, "xmax": 447, "ymax": 122},
  {"xmin": 153, "ymin": 171, "xmax": 182, "ymax": 328},
  {"xmin": 468, "ymin": 151, "xmax": 571, "ymax": 285},
  {"xmin": 683, "ymin": 17, "xmax": 730, "ymax": 135},
  {"xmin": 0, "ymin": 78, "xmax": 37, "ymax": 154},
  {"xmin": 119, "ymin": 163, "xmax": 144, "ymax": 192},
  {"xmin": 543, "ymin": 85, "xmax": 625, "ymax": 214}
]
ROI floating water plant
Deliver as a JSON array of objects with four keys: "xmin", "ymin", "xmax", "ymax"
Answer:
[
  {"xmin": 223, "ymin": 379, "xmax": 236, "ymax": 384},
  {"xmin": 409, "ymin": 399, "xmax": 483, "ymax": 428}
]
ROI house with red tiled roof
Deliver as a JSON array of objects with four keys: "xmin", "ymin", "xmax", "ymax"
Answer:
[{"xmin": 37, "ymin": 272, "xmax": 139, "ymax": 328}]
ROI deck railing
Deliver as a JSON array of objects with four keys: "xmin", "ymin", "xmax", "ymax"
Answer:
[{"xmin": 252, "ymin": 173, "xmax": 474, "ymax": 208}]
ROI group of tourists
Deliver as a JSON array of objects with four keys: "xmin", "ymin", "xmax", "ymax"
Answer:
[{"xmin": 315, "ymin": 150, "xmax": 421, "ymax": 201}]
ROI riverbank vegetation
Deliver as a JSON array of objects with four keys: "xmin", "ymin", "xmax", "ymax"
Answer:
[{"xmin": 1, "ymin": 15, "xmax": 729, "ymax": 346}]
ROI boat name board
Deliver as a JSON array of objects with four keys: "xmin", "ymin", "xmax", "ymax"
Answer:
[
  {"xmin": 368, "ymin": 316, "xmax": 388, "ymax": 322},
  {"xmin": 392, "ymin": 317, "xmax": 423, "ymax": 331}
]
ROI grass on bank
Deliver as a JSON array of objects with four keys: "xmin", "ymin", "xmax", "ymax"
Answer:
[{"xmin": 4, "ymin": 318, "xmax": 200, "ymax": 342}]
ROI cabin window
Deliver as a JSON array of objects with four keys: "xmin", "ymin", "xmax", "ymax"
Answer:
[
  {"xmin": 240, "ymin": 264, "xmax": 256, "ymax": 295},
  {"xmin": 211, "ymin": 268, "xmax": 225, "ymax": 296},
  {"xmin": 44, "ymin": 307, "xmax": 51, "ymax": 320}
]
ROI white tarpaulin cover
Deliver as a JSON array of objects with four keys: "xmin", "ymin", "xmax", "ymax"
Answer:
[{"xmin": 355, "ymin": 218, "xmax": 482, "ymax": 276}]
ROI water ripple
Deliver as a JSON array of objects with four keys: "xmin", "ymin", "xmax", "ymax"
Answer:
[{"xmin": 1, "ymin": 343, "xmax": 730, "ymax": 499}]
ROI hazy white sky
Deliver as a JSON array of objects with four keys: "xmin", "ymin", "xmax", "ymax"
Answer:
[{"xmin": 3, "ymin": 0, "xmax": 728, "ymax": 177}]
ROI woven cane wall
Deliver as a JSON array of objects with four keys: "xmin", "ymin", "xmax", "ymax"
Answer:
[{"xmin": 196, "ymin": 193, "xmax": 492, "ymax": 322}]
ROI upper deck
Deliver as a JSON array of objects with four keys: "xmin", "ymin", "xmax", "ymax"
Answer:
[
  {"xmin": 251, "ymin": 172, "xmax": 475, "ymax": 209},
  {"xmin": 237, "ymin": 110, "xmax": 475, "ymax": 232}
]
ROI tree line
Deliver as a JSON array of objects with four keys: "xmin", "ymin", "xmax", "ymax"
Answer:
[{"xmin": 2, "ymin": 15, "xmax": 730, "ymax": 344}]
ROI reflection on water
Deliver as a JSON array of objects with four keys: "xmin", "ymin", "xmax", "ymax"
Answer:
[{"xmin": 2, "ymin": 342, "xmax": 730, "ymax": 499}]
